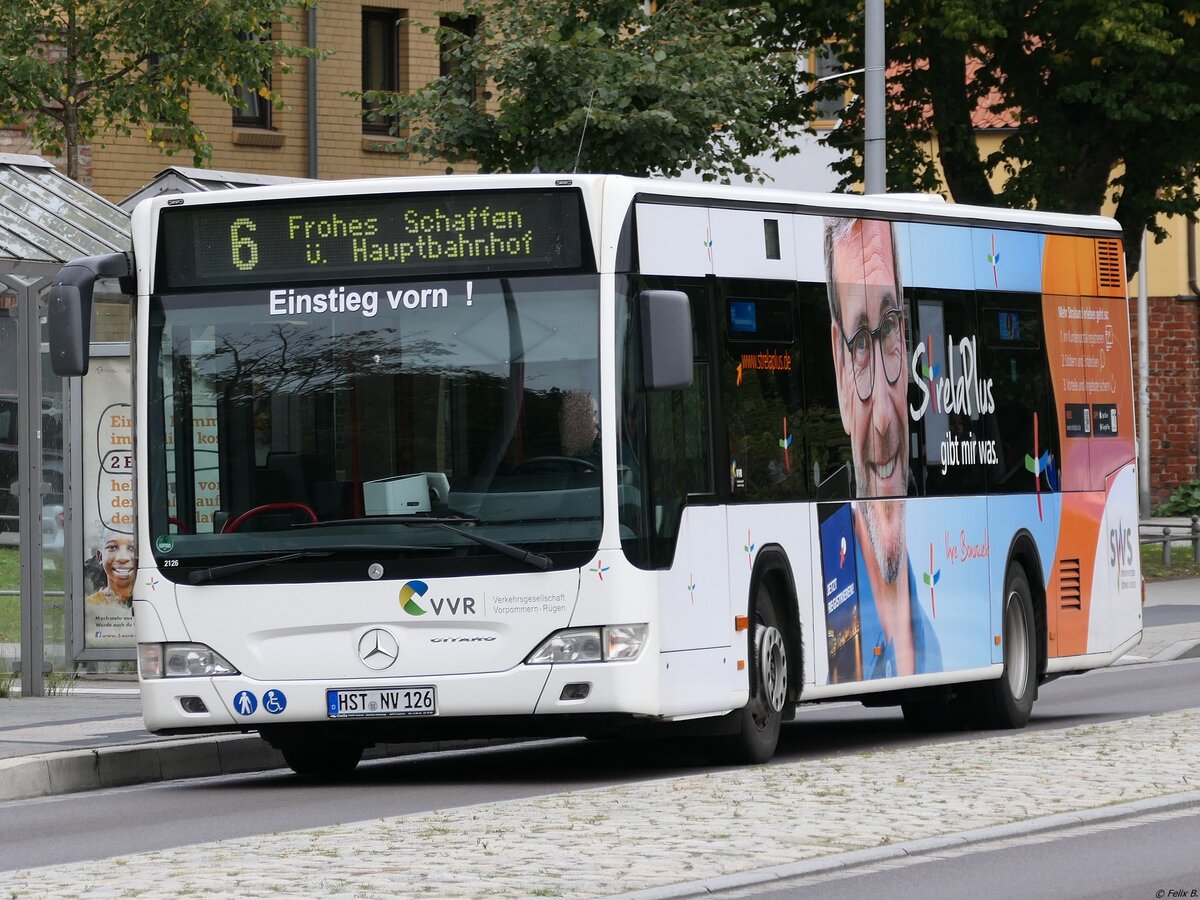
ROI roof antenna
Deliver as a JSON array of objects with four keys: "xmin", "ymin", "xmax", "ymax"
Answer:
[{"xmin": 573, "ymin": 89, "xmax": 597, "ymax": 174}]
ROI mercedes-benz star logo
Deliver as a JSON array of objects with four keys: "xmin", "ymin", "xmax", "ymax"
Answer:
[{"xmin": 357, "ymin": 628, "xmax": 399, "ymax": 670}]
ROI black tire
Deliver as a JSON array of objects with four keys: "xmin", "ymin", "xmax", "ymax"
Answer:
[
  {"xmin": 967, "ymin": 563, "xmax": 1037, "ymax": 729},
  {"xmin": 715, "ymin": 583, "xmax": 788, "ymax": 764},
  {"xmin": 280, "ymin": 742, "xmax": 364, "ymax": 777}
]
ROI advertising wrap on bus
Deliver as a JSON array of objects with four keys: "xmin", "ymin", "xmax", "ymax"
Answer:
[
  {"xmin": 635, "ymin": 198, "xmax": 1137, "ymax": 704},
  {"xmin": 806, "ymin": 223, "xmax": 1136, "ymax": 683}
]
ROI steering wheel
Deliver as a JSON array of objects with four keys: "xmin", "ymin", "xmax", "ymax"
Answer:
[
  {"xmin": 510, "ymin": 455, "xmax": 599, "ymax": 476},
  {"xmin": 220, "ymin": 502, "xmax": 318, "ymax": 533}
]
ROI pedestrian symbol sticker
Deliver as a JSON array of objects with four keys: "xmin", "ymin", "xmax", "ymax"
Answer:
[
  {"xmin": 263, "ymin": 689, "xmax": 287, "ymax": 714},
  {"xmin": 234, "ymin": 690, "xmax": 258, "ymax": 716}
]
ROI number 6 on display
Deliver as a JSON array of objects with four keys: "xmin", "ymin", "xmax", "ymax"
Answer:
[{"xmin": 230, "ymin": 217, "xmax": 259, "ymax": 271}]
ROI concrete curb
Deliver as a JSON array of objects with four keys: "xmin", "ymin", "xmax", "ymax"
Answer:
[
  {"xmin": 0, "ymin": 733, "xmax": 283, "ymax": 802},
  {"xmin": 1114, "ymin": 639, "xmax": 1200, "ymax": 665},
  {"xmin": 614, "ymin": 791, "xmax": 1200, "ymax": 899},
  {"xmin": 1151, "ymin": 639, "xmax": 1200, "ymax": 662},
  {"xmin": 0, "ymin": 733, "xmax": 501, "ymax": 804}
]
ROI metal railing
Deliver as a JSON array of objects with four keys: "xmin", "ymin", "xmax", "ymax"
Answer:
[{"xmin": 1140, "ymin": 516, "xmax": 1200, "ymax": 566}]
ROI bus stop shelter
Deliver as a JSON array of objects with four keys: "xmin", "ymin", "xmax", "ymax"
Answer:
[
  {"xmin": 119, "ymin": 164, "xmax": 310, "ymax": 211},
  {"xmin": 0, "ymin": 153, "xmax": 130, "ymax": 696},
  {"xmin": 2, "ymin": 158, "xmax": 306, "ymax": 697}
]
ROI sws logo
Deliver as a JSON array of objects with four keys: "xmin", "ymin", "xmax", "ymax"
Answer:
[
  {"xmin": 1109, "ymin": 523, "xmax": 1135, "ymax": 570},
  {"xmin": 399, "ymin": 580, "xmax": 478, "ymax": 617}
]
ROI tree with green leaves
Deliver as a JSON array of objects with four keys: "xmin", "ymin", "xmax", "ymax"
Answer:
[
  {"xmin": 0, "ymin": 0, "xmax": 318, "ymax": 180},
  {"xmin": 360, "ymin": 0, "xmax": 801, "ymax": 181},
  {"xmin": 757, "ymin": 0, "xmax": 1200, "ymax": 273}
]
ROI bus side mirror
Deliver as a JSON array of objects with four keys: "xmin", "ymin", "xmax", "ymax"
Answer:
[
  {"xmin": 639, "ymin": 290, "xmax": 693, "ymax": 391},
  {"xmin": 48, "ymin": 252, "xmax": 132, "ymax": 377},
  {"xmin": 48, "ymin": 282, "xmax": 90, "ymax": 377}
]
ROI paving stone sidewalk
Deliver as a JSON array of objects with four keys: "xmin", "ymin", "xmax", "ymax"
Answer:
[{"xmin": 2, "ymin": 707, "xmax": 1198, "ymax": 899}]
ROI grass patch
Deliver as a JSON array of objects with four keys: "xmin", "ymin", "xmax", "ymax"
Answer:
[
  {"xmin": 0, "ymin": 545, "xmax": 18, "ymax": 593},
  {"xmin": 0, "ymin": 547, "xmax": 68, "ymax": 645},
  {"xmin": 0, "ymin": 546, "xmax": 65, "ymax": 592},
  {"xmin": 46, "ymin": 669, "xmax": 79, "ymax": 696},
  {"xmin": 1141, "ymin": 540, "xmax": 1200, "ymax": 582},
  {"xmin": 0, "ymin": 595, "xmax": 18, "ymax": 644}
]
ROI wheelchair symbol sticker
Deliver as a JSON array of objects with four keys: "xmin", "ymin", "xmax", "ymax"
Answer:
[
  {"xmin": 263, "ymin": 689, "xmax": 287, "ymax": 715},
  {"xmin": 233, "ymin": 690, "xmax": 258, "ymax": 716}
]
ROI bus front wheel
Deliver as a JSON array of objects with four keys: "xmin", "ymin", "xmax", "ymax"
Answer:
[
  {"xmin": 717, "ymin": 585, "xmax": 788, "ymax": 764},
  {"xmin": 967, "ymin": 563, "xmax": 1037, "ymax": 729}
]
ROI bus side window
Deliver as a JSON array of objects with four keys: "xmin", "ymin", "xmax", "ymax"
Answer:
[
  {"xmin": 796, "ymin": 283, "xmax": 852, "ymax": 500},
  {"xmin": 910, "ymin": 290, "xmax": 986, "ymax": 498},
  {"xmin": 718, "ymin": 278, "xmax": 808, "ymax": 503},
  {"xmin": 978, "ymin": 295, "xmax": 1057, "ymax": 494}
]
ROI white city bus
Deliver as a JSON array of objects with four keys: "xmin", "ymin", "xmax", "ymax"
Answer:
[{"xmin": 49, "ymin": 175, "xmax": 1142, "ymax": 774}]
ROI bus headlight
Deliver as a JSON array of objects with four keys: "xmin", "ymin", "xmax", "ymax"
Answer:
[
  {"xmin": 527, "ymin": 624, "xmax": 647, "ymax": 664},
  {"xmin": 604, "ymin": 624, "xmax": 648, "ymax": 661},
  {"xmin": 139, "ymin": 643, "xmax": 239, "ymax": 679}
]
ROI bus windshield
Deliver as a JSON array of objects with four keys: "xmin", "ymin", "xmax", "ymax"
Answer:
[{"xmin": 147, "ymin": 273, "xmax": 602, "ymax": 580}]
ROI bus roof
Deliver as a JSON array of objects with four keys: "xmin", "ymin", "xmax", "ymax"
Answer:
[{"xmin": 131, "ymin": 173, "xmax": 1121, "ymax": 239}]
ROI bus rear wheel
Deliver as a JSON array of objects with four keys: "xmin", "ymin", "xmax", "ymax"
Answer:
[
  {"xmin": 966, "ymin": 563, "xmax": 1037, "ymax": 729},
  {"xmin": 280, "ymin": 742, "xmax": 364, "ymax": 777},
  {"xmin": 717, "ymin": 586, "xmax": 788, "ymax": 764}
]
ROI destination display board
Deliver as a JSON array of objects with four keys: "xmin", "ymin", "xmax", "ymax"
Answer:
[{"xmin": 156, "ymin": 188, "xmax": 591, "ymax": 291}]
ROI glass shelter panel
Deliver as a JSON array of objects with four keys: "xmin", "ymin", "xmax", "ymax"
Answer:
[{"xmin": 40, "ymin": 351, "xmax": 67, "ymax": 666}]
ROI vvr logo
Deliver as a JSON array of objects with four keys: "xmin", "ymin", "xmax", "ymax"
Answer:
[
  {"xmin": 1109, "ymin": 523, "xmax": 1135, "ymax": 570},
  {"xmin": 399, "ymin": 580, "xmax": 478, "ymax": 617},
  {"xmin": 399, "ymin": 580, "xmax": 429, "ymax": 616}
]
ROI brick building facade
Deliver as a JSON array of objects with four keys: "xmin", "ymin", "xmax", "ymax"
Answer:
[
  {"xmin": 1131, "ymin": 296, "xmax": 1200, "ymax": 507},
  {"xmin": 1, "ymin": 1, "xmax": 470, "ymax": 203}
]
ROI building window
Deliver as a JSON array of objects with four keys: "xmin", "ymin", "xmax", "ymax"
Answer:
[
  {"xmin": 439, "ymin": 15, "xmax": 478, "ymax": 105},
  {"xmin": 363, "ymin": 9, "xmax": 402, "ymax": 134},
  {"xmin": 233, "ymin": 29, "xmax": 273, "ymax": 129},
  {"xmin": 812, "ymin": 46, "xmax": 847, "ymax": 125}
]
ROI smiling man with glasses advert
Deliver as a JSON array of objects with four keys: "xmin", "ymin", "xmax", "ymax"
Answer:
[{"xmin": 824, "ymin": 216, "xmax": 941, "ymax": 680}]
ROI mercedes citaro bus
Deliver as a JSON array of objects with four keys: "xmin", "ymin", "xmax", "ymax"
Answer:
[{"xmin": 49, "ymin": 175, "xmax": 1141, "ymax": 774}]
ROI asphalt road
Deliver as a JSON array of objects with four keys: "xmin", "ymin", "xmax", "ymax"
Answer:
[
  {"xmin": 1144, "ymin": 603, "xmax": 1200, "ymax": 627},
  {"xmin": 3, "ymin": 656, "xmax": 1197, "ymax": 874}
]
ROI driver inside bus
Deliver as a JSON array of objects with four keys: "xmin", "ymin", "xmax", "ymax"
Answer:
[
  {"xmin": 558, "ymin": 389, "xmax": 601, "ymax": 470},
  {"xmin": 825, "ymin": 216, "xmax": 941, "ymax": 678}
]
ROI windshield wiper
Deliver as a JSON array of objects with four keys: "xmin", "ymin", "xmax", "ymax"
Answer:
[
  {"xmin": 188, "ymin": 543, "xmax": 451, "ymax": 585},
  {"xmin": 300, "ymin": 514, "xmax": 480, "ymax": 527},
  {"xmin": 296, "ymin": 514, "xmax": 552, "ymax": 570},
  {"xmin": 190, "ymin": 550, "xmax": 327, "ymax": 584}
]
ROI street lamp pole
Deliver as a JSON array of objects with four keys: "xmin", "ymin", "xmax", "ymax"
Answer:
[{"xmin": 864, "ymin": 0, "xmax": 886, "ymax": 194}]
